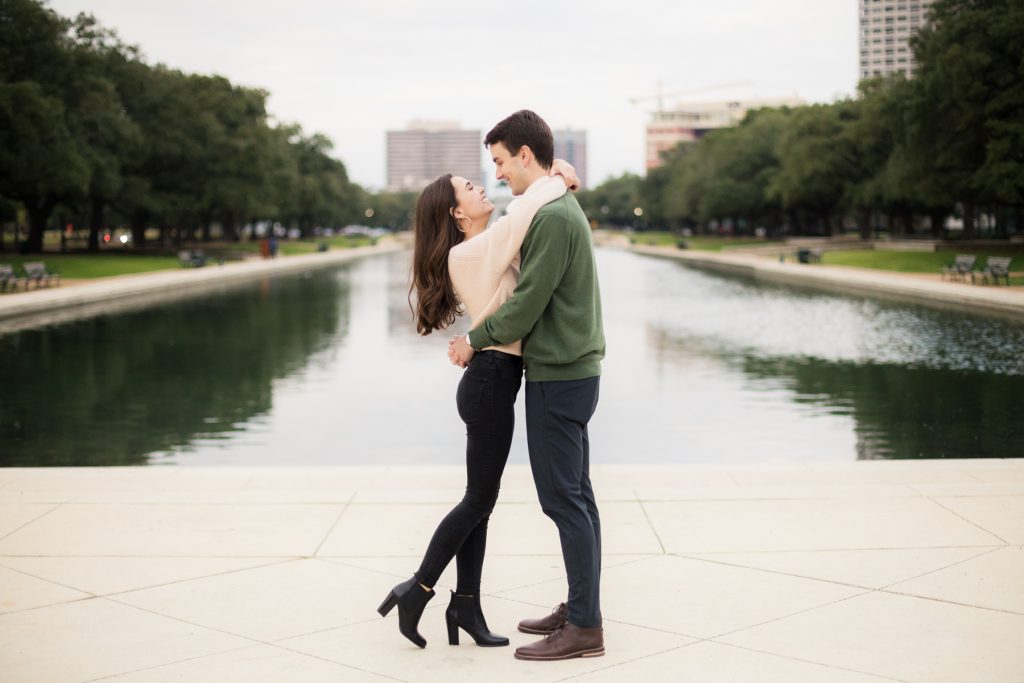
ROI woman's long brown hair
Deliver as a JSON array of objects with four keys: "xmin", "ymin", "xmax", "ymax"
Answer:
[{"xmin": 409, "ymin": 174, "xmax": 463, "ymax": 335}]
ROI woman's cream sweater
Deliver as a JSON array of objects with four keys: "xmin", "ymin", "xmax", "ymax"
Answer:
[{"xmin": 447, "ymin": 176, "xmax": 567, "ymax": 356}]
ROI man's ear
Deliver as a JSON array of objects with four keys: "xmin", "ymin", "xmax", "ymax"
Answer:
[{"xmin": 518, "ymin": 145, "xmax": 533, "ymax": 167}]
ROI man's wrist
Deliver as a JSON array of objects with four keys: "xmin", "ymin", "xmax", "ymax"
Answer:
[{"xmin": 465, "ymin": 331, "xmax": 472, "ymax": 348}]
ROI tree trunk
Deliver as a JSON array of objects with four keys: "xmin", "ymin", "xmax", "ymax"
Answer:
[
  {"xmin": 131, "ymin": 211, "xmax": 147, "ymax": 247},
  {"xmin": 858, "ymin": 209, "xmax": 872, "ymax": 240},
  {"xmin": 88, "ymin": 197, "xmax": 104, "ymax": 252},
  {"xmin": 962, "ymin": 201, "xmax": 976, "ymax": 240},
  {"xmin": 929, "ymin": 210, "xmax": 946, "ymax": 238},
  {"xmin": 25, "ymin": 198, "xmax": 55, "ymax": 253}
]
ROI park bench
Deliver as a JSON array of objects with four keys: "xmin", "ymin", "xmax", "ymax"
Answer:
[
  {"xmin": 796, "ymin": 248, "xmax": 823, "ymax": 264},
  {"xmin": 976, "ymin": 256, "xmax": 1013, "ymax": 286},
  {"xmin": 0, "ymin": 264, "xmax": 24, "ymax": 293},
  {"xmin": 940, "ymin": 254, "xmax": 976, "ymax": 282},
  {"xmin": 178, "ymin": 249, "xmax": 208, "ymax": 268},
  {"xmin": 22, "ymin": 262, "xmax": 61, "ymax": 289}
]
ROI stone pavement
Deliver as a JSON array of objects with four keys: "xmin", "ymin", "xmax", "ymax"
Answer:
[
  {"xmin": 0, "ymin": 241, "xmax": 405, "ymax": 325},
  {"xmin": 622, "ymin": 243, "xmax": 1024, "ymax": 320},
  {"xmin": 1, "ymin": 461, "xmax": 1022, "ymax": 682}
]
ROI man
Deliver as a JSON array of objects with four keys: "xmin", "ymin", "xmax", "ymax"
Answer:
[{"xmin": 449, "ymin": 110, "xmax": 606, "ymax": 661}]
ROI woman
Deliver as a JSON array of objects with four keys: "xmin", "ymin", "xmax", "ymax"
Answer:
[{"xmin": 378, "ymin": 160, "xmax": 578, "ymax": 649}]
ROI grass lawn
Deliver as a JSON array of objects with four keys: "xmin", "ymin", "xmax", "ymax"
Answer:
[
  {"xmin": 0, "ymin": 236, "xmax": 378, "ymax": 280},
  {"xmin": 624, "ymin": 231, "xmax": 780, "ymax": 251},
  {"xmin": 822, "ymin": 248, "xmax": 1022, "ymax": 276},
  {"xmin": 0, "ymin": 253, "xmax": 180, "ymax": 279}
]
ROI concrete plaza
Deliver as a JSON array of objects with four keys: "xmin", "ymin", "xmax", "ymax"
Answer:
[{"xmin": 1, "ymin": 461, "xmax": 1022, "ymax": 682}]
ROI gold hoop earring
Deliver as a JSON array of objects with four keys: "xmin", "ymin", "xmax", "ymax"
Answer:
[{"xmin": 456, "ymin": 215, "xmax": 471, "ymax": 233}]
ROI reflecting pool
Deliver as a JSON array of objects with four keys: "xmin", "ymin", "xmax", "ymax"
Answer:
[{"xmin": 2, "ymin": 248, "xmax": 1022, "ymax": 466}]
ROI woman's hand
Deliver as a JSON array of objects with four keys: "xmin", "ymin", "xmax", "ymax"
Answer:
[{"xmin": 549, "ymin": 158, "xmax": 580, "ymax": 191}]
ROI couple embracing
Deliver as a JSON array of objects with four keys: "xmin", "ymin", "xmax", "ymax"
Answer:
[{"xmin": 378, "ymin": 110, "xmax": 606, "ymax": 662}]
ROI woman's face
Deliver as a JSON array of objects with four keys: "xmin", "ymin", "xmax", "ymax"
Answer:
[{"xmin": 450, "ymin": 176, "xmax": 494, "ymax": 223}]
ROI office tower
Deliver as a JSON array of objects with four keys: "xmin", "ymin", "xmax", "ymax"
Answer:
[
  {"xmin": 644, "ymin": 97, "xmax": 804, "ymax": 171},
  {"xmin": 553, "ymin": 128, "xmax": 588, "ymax": 189},
  {"xmin": 386, "ymin": 121, "xmax": 482, "ymax": 191},
  {"xmin": 858, "ymin": 0, "xmax": 935, "ymax": 79}
]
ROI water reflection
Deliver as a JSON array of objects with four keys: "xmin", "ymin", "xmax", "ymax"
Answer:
[
  {"xmin": 1, "ymin": 248, "xmax": 1022, "ymax": 465},
  {"xmin": 625, "ymin": 252, "xmax": 1024, "ymax": 460},
  {"xmin": 0, "ymin": 271, "xmax": 349, "ymax": 466}
]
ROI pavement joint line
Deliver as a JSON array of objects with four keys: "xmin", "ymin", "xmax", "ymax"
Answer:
[
  {"xmin": 485, "ymin": 593, "xmax": 706, "ymax": 640},
  {"xmin": 0, "ymin": 502, "xmax": 64, "ymax": 542},
  {"xmin": 876, "ymin": 546, "xmax": 1003, "ymax": 592},
  {"xmin": 0, "ymin": 559, "xmax": 98, "ymax": 601},
  {"xmin": 669, "ymin": 552, "xmax": 884, "ymax": 591},
  {"xmin": 706, "ymin": 588, "xmax": 875, "ymax": 643},
  {"xmin": 312, "ymin": 492, "xmax": 356, "ymax": 557},
  {"xmin": 80, "ymin": 644, "xmax": 259, "ymax": 683},
  {"xmin": 553, "ymin": 640, "xmax": 701, "ymax": 681},
  {"xmin": 635, "ymin": 490, "xmax": 667, "ymax": 555},
  {"xmin": 875, "ymin": 587, "xmax": 1024, "ymax": 617},
  {"xmin": 914, "ymin": 489, "xmax": 1011, "ymax": 545},
  {"xmin": 701, "ymin": 640, "xmax": 912, "ymax": 683},
  {"xmin": 99, "ymin": 557, "xmax": 302, "ymax": 600},
  {"xmin": 675, "ymin": 543, "xmax": 1002, "ymax": 555},
  {"xmin": 100, "ymin": 594, "xmax": 406, "ymax": 682}
]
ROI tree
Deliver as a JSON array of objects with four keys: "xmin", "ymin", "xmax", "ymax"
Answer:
[{"xmin": 907, "ymin": 0, "xmax": 1024, "ymax": 237}]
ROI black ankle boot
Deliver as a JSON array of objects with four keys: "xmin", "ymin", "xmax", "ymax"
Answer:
[
  {"xmin": 378, "ymin": 576, "xmax": 435, "ymax": 648},
  {"xmin": 445, "ymin": 591, "xmax": 509, "ymax": 647}
]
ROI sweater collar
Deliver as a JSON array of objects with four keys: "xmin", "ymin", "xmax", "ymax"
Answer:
[{"xmin": 522, "ymin": 175, "xmax": 561, "ymax": 197}]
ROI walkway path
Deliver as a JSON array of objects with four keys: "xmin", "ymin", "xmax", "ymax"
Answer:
[
  {"xmin": 0, "ymin": 241, "xmax": 405, "ymax": 326},
  {"xmin": 594, "ymin": 235, "xmax": 1024, "ymax": 320},
  {"xmin": 1, "ymin": 461, "xmax": 1022, "ymax": 682}
]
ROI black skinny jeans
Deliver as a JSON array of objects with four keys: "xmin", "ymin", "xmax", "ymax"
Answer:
[{"xmin": 415, "ymin": 350, "xmax": 522, "ymax": 594}]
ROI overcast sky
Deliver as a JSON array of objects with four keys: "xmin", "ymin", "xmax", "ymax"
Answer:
[{"xmin": 48, "ymin": 0, "xmax": 859, "ymax": 190}]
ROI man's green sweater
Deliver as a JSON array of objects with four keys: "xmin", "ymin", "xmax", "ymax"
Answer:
[{"xmin": 470, "ymin": 191, "xmax": 605, "ymax": 381}]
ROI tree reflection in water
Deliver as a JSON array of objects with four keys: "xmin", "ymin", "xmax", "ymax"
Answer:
[{"xmin": 0, "ymin": 269, "xmax": 349, "ymax": 466}]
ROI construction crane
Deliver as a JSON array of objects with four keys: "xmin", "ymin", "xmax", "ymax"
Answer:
[{"xmin": 628, "ymin": 81, "xmax": 755, "ymax": 114}]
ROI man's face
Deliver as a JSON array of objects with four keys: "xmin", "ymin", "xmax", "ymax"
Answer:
[{"xmin": 490, "ymin": 142, "xmax": 528, "ymax": 195}]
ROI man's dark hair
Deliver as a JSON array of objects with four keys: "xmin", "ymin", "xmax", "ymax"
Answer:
[{"xmin": 484, "ymin": 110, "xmax": 554, "ymax": 170}]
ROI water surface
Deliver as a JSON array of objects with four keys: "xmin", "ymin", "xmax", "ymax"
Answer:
[{"xmin": 2, "ymin": 249, "xmax": 1022, "ymax": 465}]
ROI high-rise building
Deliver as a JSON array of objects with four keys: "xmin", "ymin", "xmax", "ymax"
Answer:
[
  {"xmin": 858, "ymin": 0, "xmax": 935, "ymax": 79},
  {"xmin": 644, "ymin": 97, "xmax": 804, "ymax": 171},
  {"xmin": 386, "ymin": 121, "xmax": 482, "ymax": 192},
  {"xmin": 553, "ymin": 129, "xmax": 588, "ymax": 189}
]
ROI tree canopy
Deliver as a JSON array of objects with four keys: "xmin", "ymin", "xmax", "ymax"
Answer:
[{"xmin": 0, "ymin": 0, "xmax": 373, "ymax": 252}]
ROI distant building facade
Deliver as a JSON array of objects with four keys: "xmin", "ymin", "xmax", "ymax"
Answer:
[
  {"xmin": 858, "ymin": 0, "xmax": 935, "ymax": 79},
  {"xmin": 386, "ymin": 121, "xmax": 482, "ymax": 191},
  {"xmin": 553, "ymin": 128, "xmax": 588, "ymax": 189},
  {"xmin": 644, "ymin": 97, "xmax": 805, "ymax": 171}
]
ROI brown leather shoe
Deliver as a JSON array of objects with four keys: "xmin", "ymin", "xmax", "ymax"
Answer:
[
  {"xmin": 517, "ymin": 602, "xmax": 568, "ymax": 635},
  {"xmin": 514, "ymin": 623, "xmax": 604, "ymax": 661}
]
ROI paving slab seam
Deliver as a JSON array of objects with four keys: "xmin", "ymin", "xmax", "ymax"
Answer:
[
  {"xmin": 0, "ymin": 559, "xmax": 102, "ymax": 602},
  {"xmin": 313, "ymin": 492, "xmax": 357, "ymax": 557},
  {"xmin": 876, "ymin": 546, "xmax": 1003, "ymax": 592},
  {"xmin": 686, "ymin": 543, "xmax": 1002, "ymax": 555},
  {"xmin": 558, "ymin": 639, "xmax": 908, "ymax": 683},
  {"xmin": 554, "ymin": 641, "xmax": 702, "ymax": 682},
  {"xmin": 81, "ymin": 645, "xmax": 258, "ymax": 683},
  {"xmin": 273, "ymin": 602, "xmax": 449, "ymax": 642},
  {"xmin": 670, "ymin": 552, "xmax": 884, "ymax": 592},
  {"xmin": 697, "ymin": 641, "xmax": 912, "ymax": 683},
  {"xmin": 486, "ymin": 593, "xmax": 705, "ymax": 640},
  {"xmin": 101, "ymin": 595, "xmax": 406, "ymax": 682},
  {"xmin": 706, "ymin": 588, "xmax": 873, "ymax": 643},
  {"xmin": 635, "ymin": 494, "xmax": 667, "ymax": 555},
  {"xmin": 0, "ymin": 502, "xmax": 64, "ymax": 542},
  {"xmin": 914, "ymin": 490, "xmax": 1011, "ymax": 544},
  {"xmin": 478, "ymin": 555, "xmax": 659, "ymax": 597},
  {"xmin": 875, "ymin": 589, "xmax": 1024, "ymax": 617},
  {"xmin": 99, "ymin": 557, "xmax": 301, "ymax": 600}
]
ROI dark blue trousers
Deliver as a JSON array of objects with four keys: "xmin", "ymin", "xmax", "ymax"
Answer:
[{"xmin": 525, "ymin": 376, "xmax": 602, "ymax": 628}]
